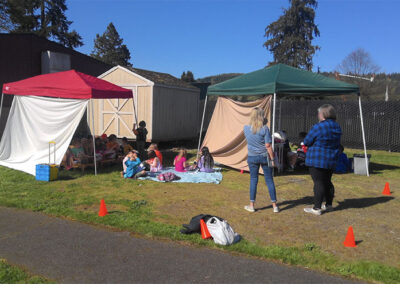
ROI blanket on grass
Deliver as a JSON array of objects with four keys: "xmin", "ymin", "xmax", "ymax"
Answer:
[{"xmin": 138, "ymin": 167, "xmax": 223, "ymax": 184}]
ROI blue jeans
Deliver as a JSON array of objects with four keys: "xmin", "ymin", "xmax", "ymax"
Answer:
[{"xmin": 248, "ymin": 155, "xmax": 277, "ymax": 203}]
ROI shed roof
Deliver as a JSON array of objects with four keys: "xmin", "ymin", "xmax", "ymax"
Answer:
[{"xmin": 127, "ymin": 67, "xmax": 197, "ymax": 89}]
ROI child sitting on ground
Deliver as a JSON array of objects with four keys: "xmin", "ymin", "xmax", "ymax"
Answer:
[
  {"xmin": 63, "ymin": 138, "xmax": 88, "ymax": 170},
  {"xmin": 174, "ymin": 148, "xmax": 188, "ymax": 172},
  {"xmin": 147, "ymin": 143, "xmax": 163, "ymax": 167},
  {"xmin": 95, "ymin": 137, "xmax": 106, "ymax": 161},
  {"xmin": 106, "ymin": 134, "xmax": 119, "ymax": 157},
  {"xmin": 121, "ymin": 150, "xmax": 134, "ymax": 177},
  {"xmin": 123, "ymin": 150, "xmax": 146, "ymax": 179},
  {"xmin": 195, "ymin": 147, "xmax": 214, "ymax": 173},
  {"xmin": 81, "ymin": 138, "xmax": 93, "ymax": 156},
  {"xmin": 296, "ymin": 132, "xmax": 308, "ymax": 168},
  {"xmin": 70, "ymin": 138, "xmax": 89, "ymax": 163},
  {"xmin": 146, "ymin": 150, "xmax": 162, "ymax": 172},
  {"xmin": 121, "ymin": 137, "xmax": 133, "ymax": 155}
]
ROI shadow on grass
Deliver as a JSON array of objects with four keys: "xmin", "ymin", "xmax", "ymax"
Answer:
[
  {"xmin": 57, "ymin": 163, "xmax": 122, "ymax": 180},
  {"xmin": 161, "ymin": 150, "xmax": 196, "ymax": 167},
  {"xmin": 258, "ymin": 196, "xmax": 394, "ymax": 212},
  {"xmin": 257, "ymin": 196, "xmax": 314, "ymax": 212},
  {"xmin": 274, "ymin": 167, "xmax": 309, "ymax": 176},
  {"xmin": 334, "ymin": 196, "xmax": 394, "ymax": 211},
  {"xmin": 57, "ymin": 174, "xmax": 76, "ymax": 181},
  {"xmin": 370, "ymin": 162, "xmax": 400, "ymax": 174}
]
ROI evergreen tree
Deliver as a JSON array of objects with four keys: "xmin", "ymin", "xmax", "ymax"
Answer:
[
  {"xmin": 0, "ymin": 0, "xmax": 14, "ymax": 31},
  {"xmin": 264, "ymin": 0, "xmax": 320, "ymax": 70},
  {"xmin": 4, "ymin": 0, "xmax": 82, "ymax": 48},
  {"xmin": 181, "ymin": 70, "xmax": 194, "ymax": 82},
  {"xmin": 91, "ymin": 22, "xmax": 132, "ymax": 67},
  {"xmin": 181, "ymin": 71, "xmax": 187, "ymax": 81}
]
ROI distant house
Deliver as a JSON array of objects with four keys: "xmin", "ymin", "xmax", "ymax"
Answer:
[
  {"xmin": 90, "ymin": 65, "xmax": 201, "ymax": 141},
  {"xmin": 0, "ymin": 33, "xmax": 111, "ymax": 138}
]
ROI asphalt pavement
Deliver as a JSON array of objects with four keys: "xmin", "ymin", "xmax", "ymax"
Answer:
[{"xmin": 0, "ymin": 206, "xmax": 358, "ymax": 283}]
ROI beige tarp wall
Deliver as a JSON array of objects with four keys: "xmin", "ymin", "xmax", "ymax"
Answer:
[{"xmin": 202, "ymin": 96, "xmax": 271, "ymax": 172}]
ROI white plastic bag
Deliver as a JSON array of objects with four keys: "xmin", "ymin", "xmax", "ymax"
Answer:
[{"xmin": 206, "ymin": 217, "xmax": 240, "ymax": 246}]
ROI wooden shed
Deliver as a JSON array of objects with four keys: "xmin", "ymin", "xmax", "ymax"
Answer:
[{"xmin": 88, "ymin": 65, "xmax": 200, "ymax": 141}]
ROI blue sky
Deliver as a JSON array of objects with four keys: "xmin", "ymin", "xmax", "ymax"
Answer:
[{"xmin": 67, "ymin": 0, "xmax": 400, "ymax": 79}]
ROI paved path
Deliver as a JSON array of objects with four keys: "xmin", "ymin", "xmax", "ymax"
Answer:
[{"xmin": 0, "ymin": 207, "xmax": 356, "ymax": 283}]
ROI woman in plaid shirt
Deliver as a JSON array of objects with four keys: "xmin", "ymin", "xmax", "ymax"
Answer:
[{"xmin": 303, "ymin": 104, "xmax": 341, "ymax": 215}]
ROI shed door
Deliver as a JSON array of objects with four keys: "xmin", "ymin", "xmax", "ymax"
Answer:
[{"xmin": 100, "ymin": 98, "xmax": 137, "ymax": 138}]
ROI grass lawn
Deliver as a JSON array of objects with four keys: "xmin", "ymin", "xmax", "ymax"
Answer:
[
  {"xmin": 0, "ymin": 259, "xmax": 53, "ymax": 283},
  {"xmin": 0, "ymin": 148, "xmax": 399, "ymax": 283}
]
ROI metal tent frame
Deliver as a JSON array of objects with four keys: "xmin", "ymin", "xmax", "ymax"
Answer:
[{"xmin": 197, "ymin": 92, "xmax": 369, "ymax": 177}]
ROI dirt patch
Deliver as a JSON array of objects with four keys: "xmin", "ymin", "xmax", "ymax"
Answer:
[{"xmin": 144, "ymin": 169, "xmax": 400, "ymax": 268}]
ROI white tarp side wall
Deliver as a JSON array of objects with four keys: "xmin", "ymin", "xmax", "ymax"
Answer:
[{"xmin": 0, "ymin": 96, "xmax": 88, "ymax": 175}]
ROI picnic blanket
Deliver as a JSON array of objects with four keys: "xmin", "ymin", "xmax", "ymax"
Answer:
[{"xmin": 138, "ymin": 167, "xmax": 223, "ymax": 184}]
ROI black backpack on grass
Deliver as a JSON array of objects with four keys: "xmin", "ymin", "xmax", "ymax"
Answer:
[{"xmin": 180, "ymin": 214, "xmax": 222, "ymax": 234}]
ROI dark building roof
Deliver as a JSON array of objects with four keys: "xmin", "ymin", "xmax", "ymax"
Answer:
[
  {"xmin": 0, "ymin": 33, "xmax": 112, "ymax": 139},
  {"xmin": 127, "ymin": 67, "xmax": 197, "ymax": 89}
]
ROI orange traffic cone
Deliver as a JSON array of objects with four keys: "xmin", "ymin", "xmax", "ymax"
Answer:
[
  {"xmin": 382, "ymin": 182, "xmax": 391, "ymax": 196},
  {"xmin": 200, "ymin": 219, "xmax": 212, "ymax": 239},
  {"xmin": 98, "ymin": 199, "xmax": 108, "ymax": 217},
  {"xmin": 343, "ymin": 226, "xmax": 357, "ymax": 247}
]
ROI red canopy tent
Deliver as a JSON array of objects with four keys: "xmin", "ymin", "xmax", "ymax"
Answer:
[
  {"xmin": 0, "ymin": 70, "xmax": 135, "ymax": 175},
  {"xmin": 2, "ymin": 69, "xmax": 132, "ymax": 99}
]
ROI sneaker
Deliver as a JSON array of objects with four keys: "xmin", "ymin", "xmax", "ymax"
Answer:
[
  {"xmin": 321, "ymin": 204, "xmax": 333, "ymax": 212},
  {"xmin": 273, "ymin": 206, "xmax": 280, "ymax": 213},
  {"xmin": 304, "ymin": 207, "xmax": 322, "ymax": 216},
  {"xmin": 244, "ymin": 205, "xmax": 255, "ymax": 213}
]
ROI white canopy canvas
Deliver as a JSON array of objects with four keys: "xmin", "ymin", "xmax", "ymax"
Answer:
[{"xmin": 0, "ymin": 96, "xmax": 88, "ymax": 175}]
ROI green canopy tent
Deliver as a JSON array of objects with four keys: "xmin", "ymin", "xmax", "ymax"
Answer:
[{"xmin": 198, "ymin": 64, "xmax": 369, "ymax": 176}]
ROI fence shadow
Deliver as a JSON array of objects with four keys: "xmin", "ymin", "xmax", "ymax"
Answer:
[{"xmin": 334, "ymin": 196, "xmax": 394, "ymax": 211}]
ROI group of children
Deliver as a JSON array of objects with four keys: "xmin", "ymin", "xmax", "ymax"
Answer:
[
  {"xmin": 121, "ymin": 143, "xmax": 163, "ymax": 179},
  {"xmin": 173, "ymin": 147, "xmax": 215, "ymax": 173},
  {"xmin": 284, "ymin": 131, "xmax": 351, "ymax": 174},
  {"xmin": 63, "ymin": 133, "xmax": 137, "ymax": 170},
  {"xmin": 63, "ymin": 119, "xmax": 216, "ymax": 177},
  {"xmin": 121, "ymin": 146, "xmax": 215, "ymax": 179}
]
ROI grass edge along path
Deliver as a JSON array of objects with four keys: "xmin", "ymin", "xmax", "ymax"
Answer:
[
  {"xmin": 0, "ymin": 258, "xmax": 54, "ymax": 284},
  {"xmin": 2, "ymin": 202, "xmax": 400, "ymax": 284}
]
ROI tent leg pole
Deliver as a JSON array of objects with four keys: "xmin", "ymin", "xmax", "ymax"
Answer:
[
  {"xmin": 90, "ymin": 100, "xmax": 97, "ymax": 176},
  {"xmin": 278, "ymin": 97, "xmax": 282, "ymax": 131},
  {"xmin": 0, "ymin": 93, "xmax": 4, "ymax": 123},
  {"xmin": 133, "ymin": 87, "xmax": 138, "ymax": 124},
  {"xmin": 272, "ymin": 93, "xmax": 276, "ymax": 175},
  {"xmin": 197, "ymin": 95, "xmax": 208, "ymax": 157},
  {"xmin": 272, "ymin": 93, "xmax": 276, "ymax": 150},
  {"xmin": 358, "ymin": 93, "xmax": 369, "ymax": 177}
]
